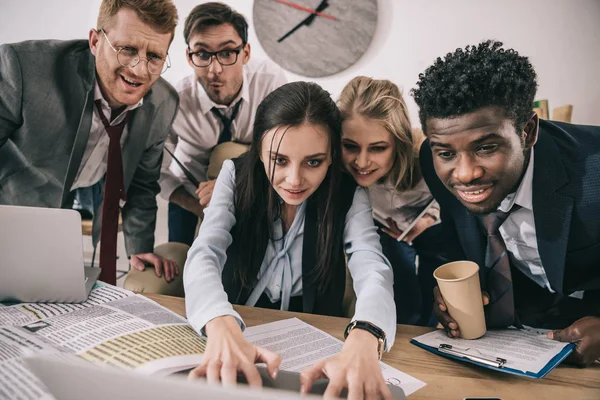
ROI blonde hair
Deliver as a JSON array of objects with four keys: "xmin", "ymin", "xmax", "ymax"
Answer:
[
  {"xmin": 338, "ymin": 76, "xmax": 423, "ymax": 191},
  {"xmin": 97, "ymin": 0, "xmax": 178, "ymax": 36}
]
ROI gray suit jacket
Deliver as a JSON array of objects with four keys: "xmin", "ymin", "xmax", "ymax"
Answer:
[{"xmin": 0, "ymin": 39, "xmax": 179, "ymax": 255}]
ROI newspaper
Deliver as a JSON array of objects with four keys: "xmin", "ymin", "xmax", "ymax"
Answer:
[
  {"xmin": 0, "ymin": 284, "xmax": 207, "ymax": 400},
  {"xmin": 243, "ymin": 318, "xmax": 426, "ymax": 396},
  {"xmin": 0, "ymin": 284, "xmax": 132, "ymax": 326}
]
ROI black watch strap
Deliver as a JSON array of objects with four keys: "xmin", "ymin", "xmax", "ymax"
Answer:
[{"xmin": 344, "ymin": 320, "xmax": 386, "ymax": 359}]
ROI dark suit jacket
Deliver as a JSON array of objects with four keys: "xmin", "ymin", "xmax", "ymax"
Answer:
[
  {"xmin": 420, "ymin": 119, "xmax": 600, "ymax": 326},
  {"xmin": 0, "ymin": 40, "xmax": 179, "ymax": 255}
]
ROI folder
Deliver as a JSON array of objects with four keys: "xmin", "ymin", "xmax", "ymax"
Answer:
[
  {"xmin": 411, "ymin": 329, "xmax": 575, "ymax": 379},
  {"xmin": 396, "ymin": 199, "xmax": 437, "ymax": 242},
  {"xmin": 164, "ymin": 147, "xmax": 200, "ymax": 187}
]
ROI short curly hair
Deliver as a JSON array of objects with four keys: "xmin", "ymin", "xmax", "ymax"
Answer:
[{"xmin": 411, "ymin": 40, "xmax": 538, "ymax": 133}]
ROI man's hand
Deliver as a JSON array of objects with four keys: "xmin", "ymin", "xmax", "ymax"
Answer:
[
  {"xmin": 130, "ymin": 253, "xmax": 179, "ymax": 282},
  {"xmin": 434, "ymin": 286, "xmax": 489, "ymax": 338},
  {"xmin": 547, "ymin": 316, "xmax": 600, "ymax": 367},
  {"xmin": 195, "ymin": 179, "xmax": 216, "ymax": 208}
]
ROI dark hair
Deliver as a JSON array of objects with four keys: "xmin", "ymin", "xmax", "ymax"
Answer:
[
  {"xmin": 411, "ymin": 40, "xmax": 538, "ymax": 133},
  {"xmin": 183, "ymin": 2, "xmax": 248, "ymax": 45},
  {"xmin": 232, "ymin": 82, "xmax": 344, "ymax": 293}
]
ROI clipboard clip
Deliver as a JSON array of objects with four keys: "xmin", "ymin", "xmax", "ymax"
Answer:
[{"xmin": 438, "ymin": 344, "xmax": 507, "ymax": 368}]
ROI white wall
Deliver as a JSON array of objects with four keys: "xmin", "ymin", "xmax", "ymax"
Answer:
[{"xmin": 1, "ymin": 0, "xmax": 599, "ymax": 126}]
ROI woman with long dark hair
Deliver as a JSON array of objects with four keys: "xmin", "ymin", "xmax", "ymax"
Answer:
[{"xmin": 184, "ymin": 82, "xmax": 395, "ymax": 398}]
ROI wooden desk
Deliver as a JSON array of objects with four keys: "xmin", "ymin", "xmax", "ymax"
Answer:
[{"xmin": 144, "ymin": 293, "xmax": 600, "ymax": 400}]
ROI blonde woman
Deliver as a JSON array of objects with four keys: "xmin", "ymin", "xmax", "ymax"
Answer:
[{"xmin": 338, "ymin": 76, "xmax": 447, "ymax": 326}]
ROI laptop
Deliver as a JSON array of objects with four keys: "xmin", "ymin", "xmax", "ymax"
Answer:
[
  {"xmin": 26, "ymin": 356, "xmax": 321, "ymax": 400},
  {"xmin": 25, "ymin": 356, "xmax": 406, "ymax": 399},
  {"xmin": 0, "ymin": 205, "xmax": 100, "ymax": 303}
]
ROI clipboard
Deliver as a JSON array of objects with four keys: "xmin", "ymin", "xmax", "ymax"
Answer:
[
  {"xmin": 410, "ymin": 338, "xmax": 575, "ymax": 379},
  {"xmin": 438, "ymin": 344, "xmax": 507, "ymax": 368}
]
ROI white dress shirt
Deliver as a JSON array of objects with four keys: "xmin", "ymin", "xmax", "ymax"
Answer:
[
  {"xmin": 369, "ymin": 176, "xmax": 440, "ymax": 232},
  {"xmin": 497, "ymin": 149, "xmax": 583, "ymax": 298},
  {"xmin": 159, "ymin": 58, "xmax": 287, "ymax": 200},
  {"xmin": 184, "ymin": 160, "xmax": 397, "ymax": 350},
  {"xmin": 71, "ymin": 82, "xmax": 143, "ymax": 190}
]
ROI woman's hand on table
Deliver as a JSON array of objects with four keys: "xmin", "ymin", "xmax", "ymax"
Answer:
[
  {"xmin": 188, "ymin": 315, "xmax": 281, "ymax": 387},
  {"xmin": 300, "ymin": 328, "xmax": 392, "ymax": 400}
]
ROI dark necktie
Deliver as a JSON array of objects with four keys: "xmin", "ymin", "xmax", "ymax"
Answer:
[
  {"xmin": 211, "ymin": 100, "xmax": 242, "ymax": 144},
  {"xmin": 94, "ymin": 100, "xmax": 129, "ymax": 285},
  {"xmin": 480, "ymin": 205, "xmax": 523, "ymax": 328}
]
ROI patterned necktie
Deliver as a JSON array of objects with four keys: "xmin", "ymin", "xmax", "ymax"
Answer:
[
  {"xmin": 211, "ymin": 100, "xmax": 242, "ymax": 144},
  {"xmin": 480, "ymin": 205, "xmax": 523, "ymax": 328},
  {"xmin": 94, "ymin": 100, "xmax": 129, "ymax": 285}
]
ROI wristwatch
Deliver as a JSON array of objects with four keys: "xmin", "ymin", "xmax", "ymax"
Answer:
[{"xmin": 344, "ymin": 320, "xmax": 386, "ymax": 360}]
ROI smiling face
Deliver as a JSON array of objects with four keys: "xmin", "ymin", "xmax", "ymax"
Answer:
[
  {"xmin": 260, "ymin": 123, "xmax": 332, "ymax": 206},
  {"xmin": 341, "ymin": 115, "xmax": 396, "ymax": 187},
  {"xmin": 89, "ymin": 8, "xmax": 172, "ymax": 109},
  {"xmin": 187, "ymin": 23, "xmax": 250, "ymax": 106},
  {"xmin": 427, "ymin": 106, "xmax": 538, "ymax": 214}
]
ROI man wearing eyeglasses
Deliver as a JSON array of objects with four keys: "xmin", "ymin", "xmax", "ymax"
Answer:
[
  {"xmin": 159, "ymin": 2, "xmax": 287, "ymax": 247},
  {"xmin": 0, "ymin": 0, "xmax": 180, "ymax": 286}
]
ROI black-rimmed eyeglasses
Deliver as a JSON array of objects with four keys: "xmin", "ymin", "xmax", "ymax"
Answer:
[
  {"xmin": 100, "ymin": 29, "xmax": 170, "ymax": 75},
  {"xmin": 188, "ymin": 45, "xmax": 244, "ymax": 68}
]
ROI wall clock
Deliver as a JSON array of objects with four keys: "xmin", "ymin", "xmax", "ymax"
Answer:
[{"xmin": 253, "ymin": 0, "xmax": 378, "ymax": 78}]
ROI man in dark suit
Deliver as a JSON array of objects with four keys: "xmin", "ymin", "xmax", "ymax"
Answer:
[
  {"xmin": 413, "ymin": 40, "xmax": 600, "ymax": 366},
  {"xmin": 0, "ymin": 0, "xmax": 180, "ymax": 285}
]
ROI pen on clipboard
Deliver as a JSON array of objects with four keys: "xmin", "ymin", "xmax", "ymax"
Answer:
[
  {"xmin": 164, "ymin": 147, "xmax": 200, "ymax": 187},
  {"xmin": 396, "ymin": 199, "xmax": 437, "ymax": 242},
  {"xmin": 438, "ymin": 344, "xmax": 507, "ymax": 368}
]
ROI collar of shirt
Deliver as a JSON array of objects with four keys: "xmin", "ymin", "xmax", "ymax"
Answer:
[
  {"xmin": 499, "ymin": 148, "xmax": 534, "ymax": 213},
  {"xmin": 196, "ymin": 67, "xmax": 249, "ymax": 115},
  {"xmin": 93, "ymin": 81, "xmax": 144, "ymax": 125}
]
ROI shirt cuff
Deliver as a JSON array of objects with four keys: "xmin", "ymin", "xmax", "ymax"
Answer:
[
  {"xmin": 349, "ymin": 313, "xmax": 396, "ymax": 352},
  {"xmin": 159, "ymin": 171, "xmax": 184, "ymax": 202},
  {"xmin": 189, "ymin": 307, "xmax": 246, "ymax": 337}
]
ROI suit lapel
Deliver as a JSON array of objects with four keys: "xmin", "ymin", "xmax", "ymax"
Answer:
[
  {"xmin": 122, "ymin": 99, "xmax": 155, "ymax": 188},
  {"xmin": 532, "ymin": 127, "xmax": 573, "ymax": 295},
  {"xmin": 60, "ymin": 51, "xmax": 95, "ymax": 207}
]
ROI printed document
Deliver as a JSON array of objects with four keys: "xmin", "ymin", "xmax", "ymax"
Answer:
[
  {"xmin": 412, "ymin": 326, "xmax": 571, "ymax": 374},
  {"xmin": 243, "ymin": 318, "xmax": 426, "ymax": 396}
]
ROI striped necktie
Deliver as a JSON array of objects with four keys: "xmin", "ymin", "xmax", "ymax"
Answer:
[
  {"xmin": 480, "ymin": 205, "xmax": 523, "ymax": 328},
  {"xmin": 211, "ymin": 100, "xmax": 242, "ymax": 145}
]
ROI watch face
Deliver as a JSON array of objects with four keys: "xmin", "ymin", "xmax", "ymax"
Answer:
[{"xmin": 253, "ymin": 0, "xmax": 378, "ymax": 78}]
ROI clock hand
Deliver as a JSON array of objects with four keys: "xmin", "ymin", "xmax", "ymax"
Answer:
[
  {"xmin": 277, "ymin": 0, "xmax": 330, "ymax": 42},
  {"xmin": 274, "ymin": 0, "xmax": 336, "ymax": 21},
  {"xmin": 277, "ymin": 18, "xmax": 310, "ymax": 42},
  {"xmin": 305, "ymin": 0, "xmax": 329, "ymax": 26}
]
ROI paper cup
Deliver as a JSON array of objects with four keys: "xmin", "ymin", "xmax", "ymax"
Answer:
[{"xmin": 434, "ymin": 261, "xmax": 486, "ymax": 339}]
